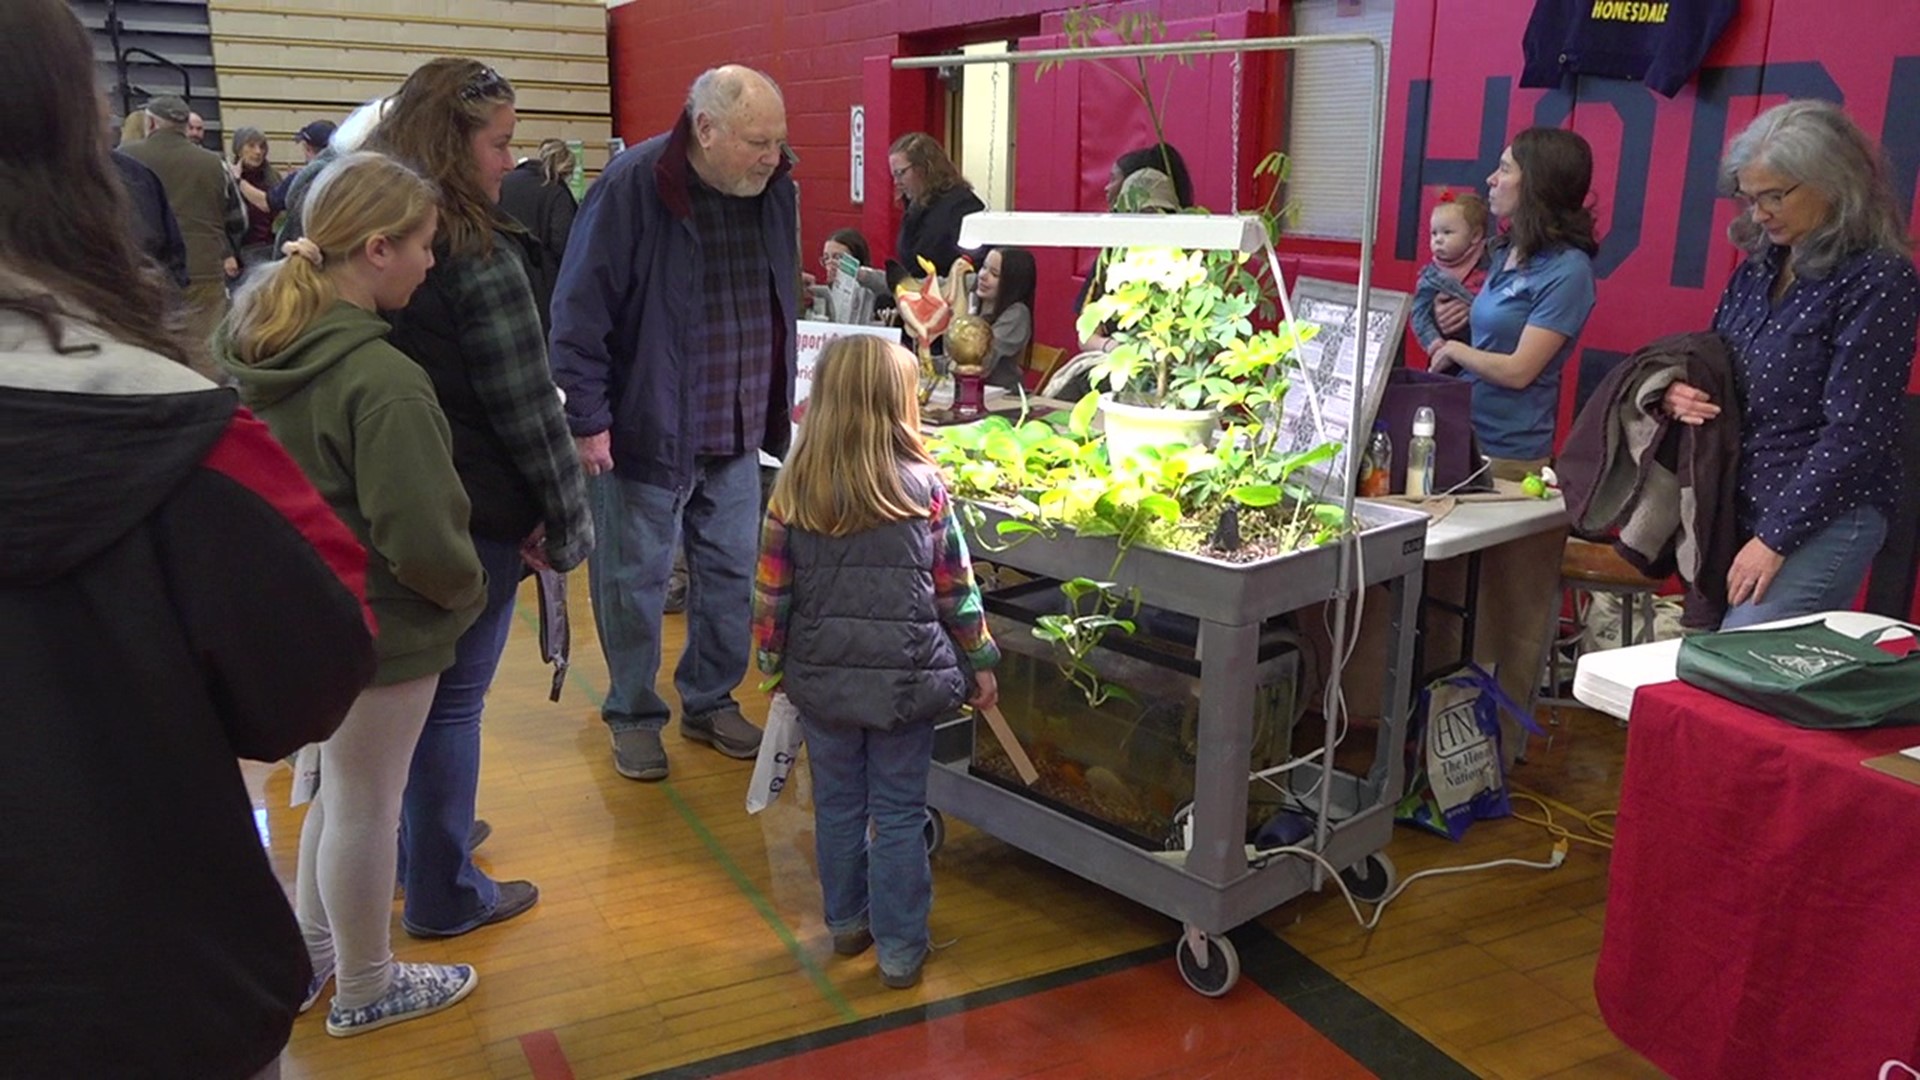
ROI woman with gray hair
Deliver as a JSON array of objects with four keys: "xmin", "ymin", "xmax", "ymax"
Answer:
[
  {"xmin": 229, "ymin": 125, "xmax": 280, "ymax": 267},
  {"xmin": 1665, "ymin": 99, "xmax": 1919, "ymax": 628}
]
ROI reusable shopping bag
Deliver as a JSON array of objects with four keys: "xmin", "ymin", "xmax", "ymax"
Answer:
[
  {"xmin": 1675, "ymin": 619, "xmax": 1920, "ymax": 730},
  {"xmin": 1396, "ymin": 662, "xmax": 1540, "ymax": 840},
  {"xmin": 746, "ymin": 694, "xmax": 805, "ymax": 814}
]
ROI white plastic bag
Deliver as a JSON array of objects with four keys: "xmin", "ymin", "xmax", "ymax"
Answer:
[
  {"xmin": 746, "ymin": 694, "xmax": 804, "ymax": 814},
  {"xmin": 289, "ymin": 743, "xmax": 321, "ymax": 807}
]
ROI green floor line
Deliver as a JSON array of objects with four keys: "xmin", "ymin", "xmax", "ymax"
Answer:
[{"xmin": 512, "ymin": 605, "xmax": 858, "ymax": 1021}]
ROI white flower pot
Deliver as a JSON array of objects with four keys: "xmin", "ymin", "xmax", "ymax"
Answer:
[{"xmin": 1098, "ymin": 398, "xmax": 1219, "ymax": 465}]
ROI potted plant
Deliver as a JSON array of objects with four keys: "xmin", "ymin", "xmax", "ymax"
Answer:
[{"xmin": 1075, "ymin": 243, "xmax": 1302, "ymax": 464}]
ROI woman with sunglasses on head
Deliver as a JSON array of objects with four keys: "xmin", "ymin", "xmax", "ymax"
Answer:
[
  {"xmin": 1661, "ymin": 100, "xmax": 1918, "ymax": 628},
  {"xmin": 355, "ymin": 58, "xmax": 593, "ymax": 942}
]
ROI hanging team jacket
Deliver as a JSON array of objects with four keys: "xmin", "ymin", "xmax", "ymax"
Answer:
[
  {"xmin": 1556, "ymin": 331, "xmax": 1744, "ymax": 629},
  {"xmin": 0, "ymin": 295, "xmax": 377, "ymax": 1078},
  {"xmin": 1520, "ymin": 0, "xmax": 1738, "ymax": 98}
]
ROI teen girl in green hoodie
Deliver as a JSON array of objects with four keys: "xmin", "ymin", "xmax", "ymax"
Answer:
[{"xmin": 217, "ymin": 151, "xmax": 487, "ymax": 1038}]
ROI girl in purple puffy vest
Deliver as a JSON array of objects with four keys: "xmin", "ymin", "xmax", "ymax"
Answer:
[{"xmin": 752, "ymin": 334, "xmax": 1000, "ymax": 990}]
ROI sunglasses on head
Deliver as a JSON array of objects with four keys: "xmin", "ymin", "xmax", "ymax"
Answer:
[{"xmin": 460, "ymin": 66, "xmax": 509, "ymax": 101}]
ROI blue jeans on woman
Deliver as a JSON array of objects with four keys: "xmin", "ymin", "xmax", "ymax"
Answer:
[
  {"xmin": 398, "ymin": 535, "xmax": 523, "ymax": 934},
  {"xmin": 799, "ymin": 715, "xmax": 935, "ymax": 980},
  {"xmin": 1719, "ymin": 506, "xmax": 1888, "ymax": 630}
]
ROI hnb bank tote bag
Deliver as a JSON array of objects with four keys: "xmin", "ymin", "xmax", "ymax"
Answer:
[{"xmin": 1675, "ymin": 619, "xmax": 1920, "ymax": 730}]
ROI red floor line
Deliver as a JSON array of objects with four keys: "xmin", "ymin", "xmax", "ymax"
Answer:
[{"xmin": 520, "ymin": 1029, "xmax": 577, "ymax": 1080}]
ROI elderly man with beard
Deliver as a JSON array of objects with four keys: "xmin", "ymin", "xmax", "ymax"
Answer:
[{"xmin": 549, "ymin": 65, "xmax": 796, "ymax": 781}]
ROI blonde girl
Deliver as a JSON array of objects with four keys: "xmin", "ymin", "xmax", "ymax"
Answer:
[
  {"xmin": 751, "ymin": 335, "xmax": 1000, "ymax": 990},
  {"xmin": 218, "ymin": 151, "xmax": 488, "ymax": 1037}
]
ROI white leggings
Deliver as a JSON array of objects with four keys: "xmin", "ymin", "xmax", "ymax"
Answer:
[{"xmin": 294, "ymin": 674, "xmax": 440, "ymax": 1008}]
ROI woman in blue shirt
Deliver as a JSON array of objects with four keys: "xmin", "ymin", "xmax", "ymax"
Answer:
[
  {"xmin": 1664, "ymin": 100, "xmax": 1919, "ymax": 628},
  {"xmin": 1431, "ymin": 127, "xmax": 1599, "ymax": 478}
]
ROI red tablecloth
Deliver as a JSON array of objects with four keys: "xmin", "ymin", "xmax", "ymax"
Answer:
[{"xmin": 1595, "ymin": 680, "xmax": 1920, "ymax": 1079}]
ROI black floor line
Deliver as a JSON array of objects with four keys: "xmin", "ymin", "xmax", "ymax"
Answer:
[{"xmin": 630, "ymin": 923, "xmax": 1471, "ymax": 1080}]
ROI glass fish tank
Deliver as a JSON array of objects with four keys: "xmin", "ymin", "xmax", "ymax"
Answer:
[{"xmin": 969, "ymin": 579, "xmax": 1300, "ymax": 851}]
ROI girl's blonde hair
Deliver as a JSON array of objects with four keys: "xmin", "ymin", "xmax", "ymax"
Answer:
[
  {"xmin": 228, "ymin": 152, "xmax": 437, "ymax": 364},
  {"xmin": 769, "ymin": 336, "xmax": 935, "ymax": 536}
]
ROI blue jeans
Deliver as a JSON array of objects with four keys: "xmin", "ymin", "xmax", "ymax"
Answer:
[
  {"xmin": 800, "ymin": 716, "xmax": 935, "ymax": 978},
  {"xmin": 397, "ymin": 535, "xmax": 522, "ymax": 933},
  {"xmin": 588, "ymin": 453, "xmax": 760, "ymax": 732},
  {"xmin": 1719, "ymin": 506, "xmax": 1888, "ymax": 630}
]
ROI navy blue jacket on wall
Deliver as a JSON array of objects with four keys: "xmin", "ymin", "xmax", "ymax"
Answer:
[{"xmin": 1521, "ymin": 0, "xmax": 1739, "ymax": 98}]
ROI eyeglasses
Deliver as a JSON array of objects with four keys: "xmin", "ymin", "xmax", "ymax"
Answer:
[
  {"xmin": 460, "ymin": 66, "xmax": 509, "ymax": 101},
  {"xmin": 890, "ymin": 163, "xmax": 915, "ymax": 183},
  {"xmin": 1731, "ymin": 182, "xmax": 1801, "ymax": 214}
]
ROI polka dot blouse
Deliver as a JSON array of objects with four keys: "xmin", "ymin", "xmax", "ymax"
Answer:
[{"xmin": 1712, "ymin": 245, "xmax": 1920, "ymax": 556}]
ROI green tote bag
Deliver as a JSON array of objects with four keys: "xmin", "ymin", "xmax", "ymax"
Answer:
[{"xmin": 1675, "ymin": 619, "xmax": 1920, "ymax": 730}]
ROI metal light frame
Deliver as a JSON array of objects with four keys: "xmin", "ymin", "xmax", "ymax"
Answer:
[{"xmin": 896, "ymin": 33, "xmax": 1392, "ymax": 883}]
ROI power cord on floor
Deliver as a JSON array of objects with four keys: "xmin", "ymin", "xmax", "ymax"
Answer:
[
  {"xmin": 1246, "ymin": 837, "xmax": 1569, "ymax": 933},
  {"xmin": 1508, "ymin": 782, "xmax": 1617, "ymax": 851}
]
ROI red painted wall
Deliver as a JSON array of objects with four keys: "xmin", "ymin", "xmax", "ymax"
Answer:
[
  {"xmin": 610, "ymin": 0, "xmax": 1918, "ymax": 376},
  {"xmin": 607, "ymin": 0, "xmax": 1288, "ymax": 351}
]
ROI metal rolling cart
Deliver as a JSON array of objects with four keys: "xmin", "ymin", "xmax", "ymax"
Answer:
[
  {"xmin": 895, "ymin": 30, "xmax": 1406, "ymax": 996},
  {"xmin": 927, "ymin": 504, "xmax": 1423, "ymax": 997}
]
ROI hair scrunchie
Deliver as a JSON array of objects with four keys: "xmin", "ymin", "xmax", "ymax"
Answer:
[{"xmin": 281, "ymin": 238, "xmax": 324, "ymax": 268}]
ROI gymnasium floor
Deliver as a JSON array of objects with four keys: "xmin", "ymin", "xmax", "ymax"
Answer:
[{"xmin": 250, "ymin": 581, "xmax": 1658, "ymax": 1079}]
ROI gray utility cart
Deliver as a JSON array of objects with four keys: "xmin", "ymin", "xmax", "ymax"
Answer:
[{"xmin": 926, "ymin": 501, "xmax": 1427, "ymax": 997}]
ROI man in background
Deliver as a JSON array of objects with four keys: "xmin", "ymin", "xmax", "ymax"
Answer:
[
  {"xmin": 264, "ymin": 118, "xmax": 335, "ymax": 216},
  {"xmin": 119, "ymin": 95, "xmax": 236, "ymax": 348}
]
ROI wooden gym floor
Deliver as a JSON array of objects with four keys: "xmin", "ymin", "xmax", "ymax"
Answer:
[{"xmin": 247, "ymin": 580, "xmax": 1662, "ymax": 1079}]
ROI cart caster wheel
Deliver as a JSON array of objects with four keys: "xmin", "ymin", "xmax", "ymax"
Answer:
[
  {"xmin": 1175, "ymin": 933, "xmax": 1240, "ymax": 998},
  {"xmin": 923, "ymin": 808, "xmax": 945, "ymax": 856},
  {"xmin": 1339, "ymin": 852, "xmax": 1397, "ymax": 904}
]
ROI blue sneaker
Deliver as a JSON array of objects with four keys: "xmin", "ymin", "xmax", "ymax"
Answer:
[
  {"xmin": 300, "ymin": 956, "xmax": 335, "ymax": 1014},
  {"xmin": 325, "ymin": 961, "xmax": 478, "ymax": 1038}
]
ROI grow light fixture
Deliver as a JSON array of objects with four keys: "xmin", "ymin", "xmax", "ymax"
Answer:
[{"xmin": 955, "ymin": 211, "xmax": 1268, "ymax": 255}]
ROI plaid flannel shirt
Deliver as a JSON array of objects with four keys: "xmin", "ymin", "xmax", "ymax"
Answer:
[{"xmin": 446, "ymin": 246, "xmax": 594, "ymax": 570}]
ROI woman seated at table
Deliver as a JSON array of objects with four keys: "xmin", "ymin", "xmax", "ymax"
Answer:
[
  {"xmin": 1429, "ymin": 127, "xmax": 1599, "ymax": 481},
  {"xmin": 804, "ymin": 227, "xmax": 888, "ymax": 323},
  {"xmin": 973, "ymin": 247, "xmax": 1036, "ymax": 390},
  {"xmin": 1662, "ymin": 100, "xmax": 1919, "ymax": 629}
]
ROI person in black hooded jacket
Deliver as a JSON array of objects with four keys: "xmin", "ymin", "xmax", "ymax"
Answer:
[
  {"xmin": 0, "ymin": 5, "xmax": 378, "ymax": 1076},
  {"xmin": 498, "ymin": 137, "xmax": 579, "ymax": 334}
]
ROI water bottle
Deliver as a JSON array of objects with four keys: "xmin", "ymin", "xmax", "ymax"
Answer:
[
  {"xmin": 1406, "ymin": 406, "xmax": 1437, "ymax": 497},
  {"xmin": 1358, "ymin": 422, "xmax": 1392, "ymax": 497}
]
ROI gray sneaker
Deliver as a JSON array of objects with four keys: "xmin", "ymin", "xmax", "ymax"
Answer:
[
  {"xmin": 611, "ymin": 728, "xmax": 669, "ymax": 781},
  {"xmin": 681, "ymin": 704, "xmax": 763, "ymax": 759}
]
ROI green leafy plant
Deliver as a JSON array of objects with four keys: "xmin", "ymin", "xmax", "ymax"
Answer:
[{"xmin": 930, "ymin": 388, "xmax": 1348, "ymax": 705}]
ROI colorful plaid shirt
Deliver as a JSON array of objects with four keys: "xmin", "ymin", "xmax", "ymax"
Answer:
[
  {"xmin": 443, "ymin": 245, "xmax": 594, "ymax": 570},
  {"xmin": 686, "ymin": 176, "xmax": 775, "ymax": 457},
  {"xmin": 753, "ymin": 476, "xmax": 998, "ymax": 677}
]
